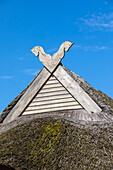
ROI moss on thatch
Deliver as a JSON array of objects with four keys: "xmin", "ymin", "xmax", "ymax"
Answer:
[{"xmin": 0, "ymin": 118, "xmax": 113, "ymax": 169}]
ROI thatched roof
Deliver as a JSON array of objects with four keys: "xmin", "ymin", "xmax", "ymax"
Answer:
[
  {"xmin": 0, "ymin": 118, "xmax": 113, "ymax": 169},
  {"xmin": 0, "ymin": 66, "xmax": 113, "ymax": 169},
  {"xmin": 0, "ymin": 66, "xmax": 113, "ymax": 125}
]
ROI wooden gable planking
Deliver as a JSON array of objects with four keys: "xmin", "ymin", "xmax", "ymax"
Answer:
[
  {"xmin": 54, "ymin": 66, "xmax": 102, "ymax": 114},
  {"xmin": 3, "ymin": 41, "xmax": 102, "ymax": 124},
  {"xmin": 3, "ymin": 65, "xmax": 102, "ymax": 124},
  {"xmin": 22, "ymin": 75, "xmax": 82, "ymax": 115},
  {"xmin": 3, "ymin": 68, "xmax": 51, "ymax": 123}
]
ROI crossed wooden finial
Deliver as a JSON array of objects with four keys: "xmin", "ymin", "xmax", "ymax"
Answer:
[{"xmin": 31, "ymin": 41, "xmax": 73, "ymax": 72}]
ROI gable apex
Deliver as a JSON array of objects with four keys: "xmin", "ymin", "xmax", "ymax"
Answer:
[
  {"xmin": 1, "ymin": 41, "xmax": 105, "ymax": 124},
  {"xmin": 3, "ymin": 64, "xmax": 102, "ymax": 123}
]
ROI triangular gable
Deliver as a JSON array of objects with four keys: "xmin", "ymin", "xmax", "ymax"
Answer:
[
  {"xmin": 23, "ymin": 75, "xmax": 82, "ymax": 115},
  {"xmin": 3, "ymin": 41, "xmax": 102, "ymax": 123}
]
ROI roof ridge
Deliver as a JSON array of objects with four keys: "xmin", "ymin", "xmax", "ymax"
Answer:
[{"xmin": 0, "ymin": 66, "xmax": 113, "ymax": 124}]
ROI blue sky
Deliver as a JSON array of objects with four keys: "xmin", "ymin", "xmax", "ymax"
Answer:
[{"xmin": 0, "ymin": 0, "xmax": 113, "ymax": 113}]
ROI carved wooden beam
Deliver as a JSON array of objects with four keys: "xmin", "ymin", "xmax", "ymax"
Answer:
[
  {"xmin": 3, "ymin": 68, "xmax": 51, "ymax": 123},
  {"xmin": 3, "ymin": 41, "xmax": 102, "ymax": 123},
  {"xmin": 31, "ymin": 41, "xmax": 73, "ymax": 72}
]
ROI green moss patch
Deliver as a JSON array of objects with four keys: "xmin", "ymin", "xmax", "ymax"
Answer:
[{"xmin": 0, "ymin": 118, "xmax": 113, "ymax": 169}]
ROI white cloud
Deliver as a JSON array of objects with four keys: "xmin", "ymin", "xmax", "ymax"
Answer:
[
  {"xmin": 79, "ymin": 12, "xmax": 113, "ymax": 31},
  {"xmin": 74, "ymin": 44, "xmax": 108, "ymax": 51},
  {"xmin": 24, "ymin": 69, "xmax": 40, "ymax": 76},
  {"xmin": 0, "ymin": 76, "xmax": 13, "ymax": 79}
]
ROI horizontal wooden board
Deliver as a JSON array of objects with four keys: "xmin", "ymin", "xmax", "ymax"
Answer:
[
  {"xmin": 49, "ymin": 76, "xmax": 56, "ymax": 80},
  {"xmin": 23, "ymin": 105, "xmax": 82, "ymax": 115},
  {"xmin": 33, "ymin": 94, "xmax": 74, "ymax": 102},
  {"xmin": 43, "ymin": 83, "xmax": 62, "ymax": 89},
  {"xmin": 40, "ymin": 87, "xmax": 65, "ymax": 93},
  {"xmin": 26, "ymin": 101, "xmax": 79, "ymax": 111},
  {"xmin": 22, "ymin": 73, "xmax": 83, "ymax": 116},
  {"xmin": 30, "ymin": 98, "xmax": 78, "ymax": 106},
  {"xmin": 36, "ymin": 91, "xmax": 68, "ymax": 98},
  {"xmin": 46, "ymin": 80, "xmax": 59, "ymax": 85}
]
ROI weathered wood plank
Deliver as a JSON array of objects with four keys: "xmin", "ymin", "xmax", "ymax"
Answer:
[
  {"xmin": 49, "ymin": 76, "xmax": 56, "ymax": 80},
  {"xmin": 26, "ymin": 101, "xmax": 79, "ymax": 110},
  {"xmin": 36, "ymin": 91, "xmax": 68, "ymax": 98},
  {"xmin": 3, "ymin": 68, "xmax": 51, "ymax": 123},
  {"xmin": 34, "ymin": 94, "xmax": 74, "ymax": 102},
  {"xmin": 40, "ymin": 87, "xmax": 65, "ymax": 93},
  {"xmin": 46, "ymin": 80, "xmax": 59, "ymax": 85},
  {"xmin": 53, "ymin": 65, "xmax": 102, "ymax": 113},
  {"xmin": 30, "ymin": 98, "xmax": 78, "ymax": 106},
  {"xmin": 43, "ymin": 83, "xmax": 62, "ymax": 89},
  {"xmin": 31, "ymin": 41, "xmax": 73, "ymax": 73},
  {"xmin": 23, "ymin": 105, "xmax": 82, "ymax": 115}
]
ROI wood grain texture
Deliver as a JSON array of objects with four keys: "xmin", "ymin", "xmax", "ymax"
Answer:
[
  {"xmin": 53, "ymin": 65, "xmax": 102, "ymax": 113},
  {"xmin": 34, "ymin": 94, "xmax": 72, "ymax": 101},
  {"xmin": 36, "ymin": 91, "xmax": 68, "ymax": 97},
  {"xmin": 43, "ymin": 83, "xmax": 62, "ymax": 89},
  {"xmin": 46, "ymin": 80, "xmax": 58, "ymax": 85},
  {"xmin": 3, "ymin": 68, "xmax": 51, "ymax": 123},
  {"xmin": 49, "ymin": 76, "xmax": 56, "ymax": 80},
  {"xmin": 23, "ymin": 105, "xmax": 82, "ymax": 115},
  {"xmin": 40, "ymin": 87, "xmax": 65, "ymax": 93},
  {"xmin": 30, "ymin": 98, "xmax": 77, "ymax": 106},
  {"xmin": 4, "ymin": 63, "xmax": 101, "ymax": 122},
  {"xmin": 31, "ymin": 41, "xmax": 73, "ymax": 72},
  {"xmin": 26, "ymin": 101, "xmax": 80, "ymax": 110},
  {"xmin": 22, "ymin": 74, "xmax": 82, "ymax": 116}
]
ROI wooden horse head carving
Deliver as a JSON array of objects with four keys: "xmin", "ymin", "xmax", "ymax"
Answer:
[{"xmin": 31, "ymin": 41, "xmax": 73, "ymax": 72}]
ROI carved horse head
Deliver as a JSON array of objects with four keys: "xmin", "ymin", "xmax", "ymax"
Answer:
[{"xmin": 31, "ymin": 41, "xmax": 73, "ymax": 72}]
